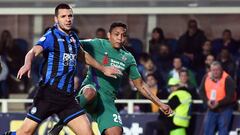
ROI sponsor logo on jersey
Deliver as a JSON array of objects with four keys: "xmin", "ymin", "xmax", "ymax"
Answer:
[
  {"xmin": 63, "ymin": 53, "xmax": 77, "ymax": 66},
  {"xmin": 110, "ymin": 59, "xmax": 125, "ymax": 71}
]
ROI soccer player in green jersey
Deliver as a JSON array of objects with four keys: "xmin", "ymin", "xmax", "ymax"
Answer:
[{"xmin": 49, "ymin": 22, "xmax": 173, "ymax": 135}]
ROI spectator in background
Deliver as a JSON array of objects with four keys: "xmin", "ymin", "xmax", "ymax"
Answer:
[
  {"xmin": 202, "ymin": 40, "xmax": 214, "ymax": 57},
  {"xmin": 205, "ymin": 54, "xmax": 215, "ymax": 73},
  {"xmin": 179, "ymin": 69, "xmax": 198, "ymax": 99},
  {"xmin": 149, "ymin": 27, "xmax": 166, "ymax": 58},
  {"xmin": 122, "ymin": 35, "xmax": 138, "ymax": 60},
  {"xmin": 124, "ymin": 35, "xmax": 143, "ymax": 61},
  {"xmin": 195, "ymin": 54, "xmax": 216, "ymax": 85},
  {"xmin": 212, "ymin": 29, "xmax": 238, "ymax": 58},
  {"xmin": 0, "ymin": 30, "xmax": 13, "ymax": 57},
  {"xmin": 95, "ymin": 27, "xmax": 107, "ymax": 39},
  {"xmin": 144, "ymin": 78, "xmax": 192, "ymax": 135},
  {"xmin": 1, "ymin": 30, "xmax": 29, "ymax": 93},
  {"xmin": 199, "ymin": 61, "xmax": 236, "ymax": 135},
  {"xmin": 137, "ymin": 52, "xmax": 150, "ymax": 75},
  {"xmin": 168, "ymin": 56, "xmax": 197, "ymax": 88},
  {"xmin": 198, "ymin": 40, "xmax": 215, "ymax": 67},
  {"xmin": 217, "ymin": 48, "xmax": 236, "ymax": 78},
  {"xmin": 146, "ymin": 74, "xmax": 169, "ymax": 112},
  {"xmin": 0, "ymin": 30, "xmax": 12, "ymax": 98},
  {"xmin": 140, "ymin": 56, "xmax": 165, "ymax": 90},
  {"xmin": 177, "ymin": 19, "xmax": 207, "ymax": 70},
  {"xmin": 0, "ymin": 56, "xmax": 9, "ymax": 98},
  {"xmin": 154, "ymin": 44, "xmax": 173, "ymax": 82},
  {"xmin": 179, "ymin": 69, "xmax": 204, "ymax": 113},
  {"xmin": 195, "ymin": 40, "xmax": 215, "ymax": 84}
]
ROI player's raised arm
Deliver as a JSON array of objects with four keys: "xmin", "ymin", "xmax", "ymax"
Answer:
[
  {"xmin": 17, "ymin": 45, "xmax": 43, "ymax": 79},
  {"xmin": 132, "ymin": 78, "xmax": 173, "ymax": 116}
]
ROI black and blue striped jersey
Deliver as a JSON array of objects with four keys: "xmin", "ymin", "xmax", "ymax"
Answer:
[{"xmin": 36, "ymin": 26, "xmax": 80, "ymax": 94}]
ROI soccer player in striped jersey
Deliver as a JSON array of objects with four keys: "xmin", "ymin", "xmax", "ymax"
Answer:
[{"xmin": 4, "ymin": 3, "xmax": 120, "ymax": 135}]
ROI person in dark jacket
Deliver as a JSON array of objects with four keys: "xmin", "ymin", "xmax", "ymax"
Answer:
[{"xmin": 177, "ymin": 19, "xmax": 207, "ymax": 70}]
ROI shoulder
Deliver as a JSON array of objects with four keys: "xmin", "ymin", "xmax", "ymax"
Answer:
[
  {"xmin": 121, "ymin": 47, "xmax": 134, "ymax": 58},
  {"xmin": 81, "ymin": 38, "xmax": 103, "ymax": 45},
  {"xmin": 226, "ymin": 75, "xmax": 234, "ymax": 83},
  {"xmin": 71, "ymin": 31, "xmax": 80, "ymax": 40},
  {"xmin": 122, "ymin": 49, "xmax": 136, "ymax": 64},
  {"xmin": 35, "ymin": 30, "xmax": 53, "ymax": 47},
  {"xmin": 40, "ymin": 30, "xmax": 53, "ymax": 40}
]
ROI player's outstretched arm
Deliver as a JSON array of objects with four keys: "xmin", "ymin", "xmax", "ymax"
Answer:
[
  {"xmin": 80, "ymin": 47, "xmax": 122, "ymax": 78},
  {"xmin": 17, "ymin": 45, "xmax": 43, "ymax": 79},
  {"xmin": 132, "ymin": 78, "xmax": 173, "ymax": 116}
]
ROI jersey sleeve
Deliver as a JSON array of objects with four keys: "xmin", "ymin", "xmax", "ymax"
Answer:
[
  {"xmin": 80, "ymin": 39, "xmax": 101, "ymax": 56},
  {"xmin": 35, "ymin": 30, "xmax": 53, "ymax": 50},
  {"xmin": 128, "ymin": 56, "xmax": 141, "ymax": 80}
]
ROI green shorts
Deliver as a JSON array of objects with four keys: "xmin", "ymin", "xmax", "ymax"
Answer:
[{"xmin": 78, "ymin": 84, "xmax": 123, "ymax": 134}]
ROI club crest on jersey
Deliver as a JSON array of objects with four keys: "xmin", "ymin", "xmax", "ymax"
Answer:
[
  {"xmin": 122, "ymin": 56, "xmax": 127, "ymax": 61},
  {"xmin": 69, "ymin": 46, "xmax": 73, "ymax": 52}
]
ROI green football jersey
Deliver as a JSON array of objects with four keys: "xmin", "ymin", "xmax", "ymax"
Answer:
[{"xmin": 80, "ymin": 38, "xmax": 141, "ymax": 98}]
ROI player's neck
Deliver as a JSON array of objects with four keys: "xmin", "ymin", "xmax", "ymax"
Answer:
[{"xmin": 57, "ymin": 26, "xmax": 70, "ymax": 35}]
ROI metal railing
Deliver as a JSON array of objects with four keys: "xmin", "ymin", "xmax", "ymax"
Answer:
[{"xmin": 0, "ymin": 99, "xmax": 205, "ymax": 114}]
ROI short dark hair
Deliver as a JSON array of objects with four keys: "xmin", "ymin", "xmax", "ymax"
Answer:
[
  {"xmin": 188, "ymin": 19, "xmax": 198, "ymax": 28},
  {"xmin": 139, "ymin": 53, "xmax": 151, "ymax": 63},
  {"xmin": 109, "ymin": 22, "xmax": 128, "ymax": 33},
  {"xmin": 223, "ymin": 29, "xmax": 231, "ymax": 36},
  {"xmin": 96, "ymin": 28, "xmax": 106, "ymax": 33},
  {"xmin": 146, "ymin": 73, "xmax": 156, "ymax": 79},
  {"xmin": 152, "ymin": 27, "xmax": 165, "ymax": 39},
  {"xmin": 173, "ymin": 56, "xmax": 182, "ymax": 61},
  {"xmin": 55, "ymin": 3, "xmax": 72, "ymax": 16},
  {"xmin": 179, "ymin": 68, "xmax": 189, "ymax": 76}
]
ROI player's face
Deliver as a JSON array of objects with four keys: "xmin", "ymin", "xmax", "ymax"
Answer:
[
  {"xmin": 55, "ymin": 9, "xmax": 73, "ymax": 33},
  {"xmin": 108, "ymin": 27, "xmax": 127, "ymax": 49}
]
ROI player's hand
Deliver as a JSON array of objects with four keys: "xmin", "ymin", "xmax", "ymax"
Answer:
[
  {"xmin": 17, "ymin": 65, "xmax": 31, "ymax": 79},
  {"xmin": 103, "ymin": 66, "xmax": 122, "ymax": 79},
  {"xmin": 159, "ymin": 103, "xmax": 174, "ymax": 117}
]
